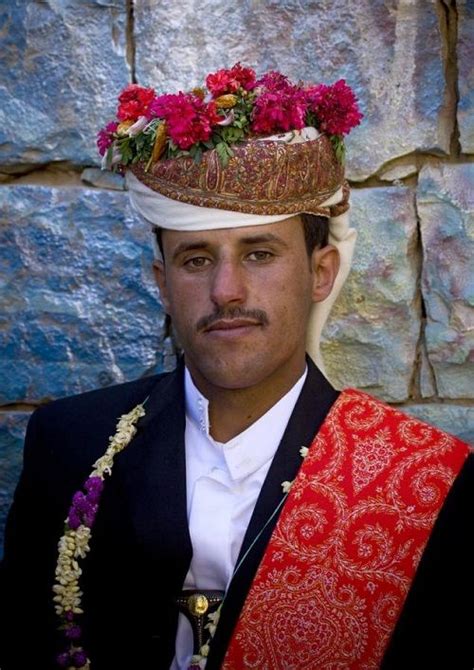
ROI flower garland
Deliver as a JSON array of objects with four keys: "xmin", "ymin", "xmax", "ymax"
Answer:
[
  {"xmin": 97, "ymin": 63, "xmax": 362, "ymax": 171},
  {"xmin": 53, "ymin": 402, "xmax": 146, "ymax": 669}
]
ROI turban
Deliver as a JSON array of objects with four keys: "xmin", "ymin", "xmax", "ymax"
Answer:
[
  {"xmin": 98, "ymin": 66, "xmax": 362, "ymax": 373},
  {"xmin": 126, "ymin": 127, "xmax": 356, "ymax": 374}
]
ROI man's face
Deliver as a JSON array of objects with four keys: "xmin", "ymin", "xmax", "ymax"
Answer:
[{"xmin": 154, "ymin": 216, "xmax": 336, "ymax": 395}]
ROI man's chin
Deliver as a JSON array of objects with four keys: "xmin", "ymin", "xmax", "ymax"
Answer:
[{"xmin": 185, "ymin": 355, "xmax": 266, "ymax": 393}]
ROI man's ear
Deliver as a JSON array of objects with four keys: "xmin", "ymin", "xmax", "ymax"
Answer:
[
  {"xmin": 152, "ymin": 259, "xmax": 171, "ymax": 313},
  {"xmin": 310, "ymin": 245, "xmax": 340, "ymax": 303}
]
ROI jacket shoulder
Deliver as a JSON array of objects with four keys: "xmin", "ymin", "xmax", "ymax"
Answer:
[
  {"xmin": 25, "ymin": 369, "xmax": 180, "ymax": 470},
  {"xmin": 36, "ymin": 370, "xmax": 172, "ymax": 423}
]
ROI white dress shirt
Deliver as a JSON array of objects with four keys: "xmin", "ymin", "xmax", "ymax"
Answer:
[{"xmin": 170, "ymin": 366, "xmax": 307, "ymax": 669}]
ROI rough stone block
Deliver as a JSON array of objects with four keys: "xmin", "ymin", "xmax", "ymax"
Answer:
[
  {"xmin": 417, "ymin": 164, "xmax": 474, "ymax": 398},
  {"xmin": 458, "ymin": 0, "xmax": 474, "ymax": 153},
  {"xmin": 81, "ymin": 168, "xmax": 125, "ymax": 191},
  {"xmin": 135, "ymin": 1, "xmax": 450, "ymax": 180},
  {"xmin": 321, "ymin": 187, "xmax": 419, "ymax": 402},
  {"xmin": 0, "ymin": 185, "xmax": 171, "ymax": 403},
  {"xmin": 0, "ymin": 412, "xmax": 31, "ymax": 558},
  {"xmin": 420, "ymin": 340, "xmax": 437, "ymax": 399},
  {"xmin": 0, "ymin": 1, "xmax": 129, "ymax": 168},
  {"xmin": 402, "ymin": 403, "xmax": 474, "ymax": 446}
]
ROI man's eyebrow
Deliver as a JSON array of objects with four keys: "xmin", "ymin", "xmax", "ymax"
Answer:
[
  {"xmin": 239, "ymin": 233, "xmax": 289, "ymax": 247},
  {"xmin": 170, "ymin": 232, "xmax": 289, "ymax": 259},
  {"xmin": 171, "ymin": 240, "xmax": 210, "ymax": 259}
]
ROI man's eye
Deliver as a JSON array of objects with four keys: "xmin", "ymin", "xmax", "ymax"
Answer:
[
  {"xmin": 247, "ymin": 250, "xmax": 273, "ymax": 262},
  {"xmin": 184, "ymin": 256, "xmax": 211, "ymax": 268}
]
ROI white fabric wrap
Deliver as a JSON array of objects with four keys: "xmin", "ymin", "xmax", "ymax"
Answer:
[{"xmin": 126, "ymin": 130, "xmax": 356, "ymax": 375}]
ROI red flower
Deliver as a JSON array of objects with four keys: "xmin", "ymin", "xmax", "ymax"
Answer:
[
  {"xmin": 252, "ymin": 86, "xmax": 308, "ymax": 135},
  {"xmin": 306, "ymin": 80, "xmax": 363, "ymax": 135},
  {"xmin": 150, "ymin": 92, "xmax": 220, "ymax": 150},
  {"xmin": 96, "ymin": 121, "xmax": 118, "ymax": 156},
  {"xmin": 117, "ymin": 84, "xmax": 155, "ymax": 122},
  {"xmin": 229, "ymin": 62, "xmax": 257, "ymax": 91},
  {"xmin": 206, "ymin": 62, "xmax": 256, "ymax": 96},
  {"xmin": 206, "ymin": 69, "xmax": 238, "ymax": 96}
]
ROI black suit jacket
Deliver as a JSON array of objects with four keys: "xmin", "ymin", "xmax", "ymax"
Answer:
[{"xmin": 1, "ymin": 360, "xmax": 473, "ymax": 669}]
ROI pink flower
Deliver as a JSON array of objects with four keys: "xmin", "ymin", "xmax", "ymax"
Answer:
[
  {"xmin": 252, "ymin": 86, "xmax": 308, "ymax": 135},
  {"xmin": 206, "ymin": 62, "xmax": 256, "ymax": 96},
  {"xmin": 256, "ymin": 70, "xmax": 292, "ymax": 93},
  {"xmin": 96, "ymin": 121, "xmax": 118, "ymax": 156},
  {"xmin": 117, "ymin": 84, "xmax": 155, "ymax": 122},
  {"xmin": 150, "ymin": 92, "xmax": 220, "ymax": 150},
  {"xmin": 306, "ymin": 79, "xmax": 363, "ymax": 135}
]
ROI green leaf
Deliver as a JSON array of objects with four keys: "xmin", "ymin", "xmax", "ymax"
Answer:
[
  {"xmin": 330, "ymin": 135, "xmax": 346, "ymax": 164},
  {"xmin": 120, "ymin": 139, "xmax": 133, "ymax": 164},
  {"xmin": 216, "ymin": 142, "xmax": 231, "ymax": 167},
  {"xmin": 105, "ymin": 144, "xmax": 114, "ymax": 170}
]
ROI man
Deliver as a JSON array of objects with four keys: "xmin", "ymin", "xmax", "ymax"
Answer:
[{"xmin": 1, "ymin": 65, "xmax": 472, "ymax": 670}]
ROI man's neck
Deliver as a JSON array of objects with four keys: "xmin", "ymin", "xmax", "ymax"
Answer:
[{"xmin": 187, "ymin": 359, "xmax": 307, "ymax": 443}]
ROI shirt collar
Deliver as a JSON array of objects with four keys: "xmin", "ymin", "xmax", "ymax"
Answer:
[{"xmin": 184, "ymin": 366, "xmax": 307, "ymax": 481}]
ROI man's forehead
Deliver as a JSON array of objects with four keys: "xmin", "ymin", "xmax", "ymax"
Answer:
[{"xmin": 161, "ymin": 215, "xmax": 303, "ymax": 247}]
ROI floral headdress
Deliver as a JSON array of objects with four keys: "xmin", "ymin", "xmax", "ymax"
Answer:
[{"xmin": 98, "ymin": 63, "xmax": 362, "ymax": 173}]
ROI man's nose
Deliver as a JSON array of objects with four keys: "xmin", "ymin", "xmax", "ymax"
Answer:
[{"xmin": 210, "ymin": 260, "xmax": 247, "ymax": 307}]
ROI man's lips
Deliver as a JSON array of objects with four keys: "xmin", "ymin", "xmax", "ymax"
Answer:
[{"xmin": 203, "ymin": 318, "xmax": 262, "ymax": 333}]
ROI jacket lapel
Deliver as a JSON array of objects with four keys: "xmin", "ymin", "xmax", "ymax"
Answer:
[
  {"xmin": 118, "ymin": 361, "xmax": 192, "ymax": 574},
  {"xmin": 81, "ymin": 363, "xmax": 193, "ymax": 667},
  {"xmin": 206, "ymin": 359, "xmax": 339, "ymax": 669}
]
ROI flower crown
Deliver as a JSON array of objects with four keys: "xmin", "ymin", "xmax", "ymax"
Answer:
[{"xmin": 97, "ymin": 63, "xmax": 362, "ymax": 172}]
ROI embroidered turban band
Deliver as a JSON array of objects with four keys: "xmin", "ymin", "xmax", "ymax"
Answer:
[{"xmin": 128, "ymin": 129, "xmax": 348, "ymax": 218}]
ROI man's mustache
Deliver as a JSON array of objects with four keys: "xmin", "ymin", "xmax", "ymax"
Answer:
[{"xmin": 196, "ymin": 307, "xmax": 269, "ymax": 332}]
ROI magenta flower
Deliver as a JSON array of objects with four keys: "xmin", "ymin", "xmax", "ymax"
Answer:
[
  {"xmin": 306, "ymin": 79, "xmax": 363, "ymax": 135},
  {"xmin": 71, "ymin": 650, "xmax": 88, "ymax": 667},
  {"xmin": 56, "ymin": 651, "xmax": 71, "ymax": 668},
  {"xmin": 256, "ymin": 70, "xmax": 292, "ymax": 93},
  {"xmin": 96, "ymin": 121, "xmax": 118, "ymax": 156},
  {"xmin": 252, "ymin": 87, "xmax": 308, "ymax": 135},
  {"xmin": 67, "ymin": 483, "xmax": 101, "ymax": 530},
  {"xmin": 84, "ymin": 476, "xmax": 104, "ymax": 503},
  {"xmin": 65, "ymin": 624, "xmax": 82, "ymax": 640},
  {"xmin": 149, "ymin": 92, "xmax": 220, "ymax": 150},
  {"xmin": 67, "ymin": 508, "xmax": 81, "ymax": 530}
]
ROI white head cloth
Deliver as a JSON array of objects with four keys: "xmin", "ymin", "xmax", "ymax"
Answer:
[{"xmin": 126, "ymin": 129, "xmax": 357, "ymax": 375}]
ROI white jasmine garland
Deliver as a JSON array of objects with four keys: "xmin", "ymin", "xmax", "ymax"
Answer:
[{"xmin": 53, "ymin": 402, "xmax": 146, "ymax": 670}]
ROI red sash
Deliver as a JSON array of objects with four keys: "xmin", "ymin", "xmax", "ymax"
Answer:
[{"xmin": 222, "ymin": 389, "xmax": 470, "ymax": 669}]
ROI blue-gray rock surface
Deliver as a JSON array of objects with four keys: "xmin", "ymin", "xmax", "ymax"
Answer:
[
  {"xmin": 403, "ymin": 403, "xmax": 474, "ymax": 446},
  {"xmin": 458, "ymin": 0, "xmax": 474, "ymax": 153},
  {"xmin": 134, "ymin": 1, "xmax": 450, "ymax": 180},
  {"xmin": 0, "ymin": 185, "xmax": 170, "ymax": 403},
  {"xmin": 321, "ymin": 187, "xmax": 419, "ymax": 402},
  {"xmin": 0, "ymin": 412, "xmax": 31, "ymax": 558},
  {"xmin": 0, "ymin": 0, "xmax": 129, "ymax": 168},
  {"xmin": 417, "ymin": 164, "xmax": 474, "ymax": 399}
]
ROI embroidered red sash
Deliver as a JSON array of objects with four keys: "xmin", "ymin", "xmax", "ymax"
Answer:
[{"xmin": 222, "ymin": 389, "xmax": 470, "ymax": 669}]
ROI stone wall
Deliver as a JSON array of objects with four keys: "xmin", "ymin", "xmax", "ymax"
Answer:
[{"xmin": 0, "ymin": 0, "xmax": 473, "ymax": 555}]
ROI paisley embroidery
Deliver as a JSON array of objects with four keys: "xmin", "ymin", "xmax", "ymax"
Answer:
[{"xmin": 222, "ymin": 389, "xmax": 469, "ymax": 669}]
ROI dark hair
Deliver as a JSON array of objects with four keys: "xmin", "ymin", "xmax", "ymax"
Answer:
[
  {"xmin": 153, "ymin": 213, "xmax": 329, "ymax": 259},
  {"xmin": 300, "ymin": 213, "xmax": 329, "ymax": 254}
]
